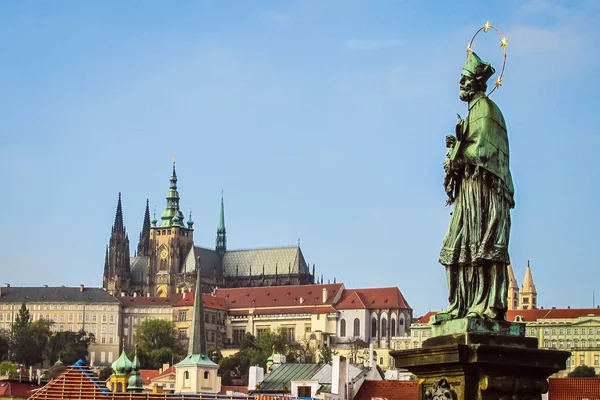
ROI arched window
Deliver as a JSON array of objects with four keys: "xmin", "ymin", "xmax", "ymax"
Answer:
[
  {"xmin": 379, "ymin": 357, "xmax": 383, "ymax": 365},
  {"xmin": 381, "ymin": 318, "xmax": 387, "ymax": 337},
  {"xmin": 353, "ymin": 318, "xmax": 360, "ymax": 337},
  {"xmin": 399, "ymin": 318, "xmax": 404, "ymax": 326},
  {"xmin": 116, "ymin": 382, "xmax": 123, "ymax": 392},
  {"xmin": 391, "ymin": 318, "xmax": 396, "ymax": 337},
  {"xmin": 183, "ymin": 371, "xmax": 190, "ymax": 387},
  {"xmin": 204, "ymin": 371, "xmax": 209, "ymax": 379},
  {"xmin": 371, "ymin": 317, "xmax": 377, "ymax": 338},
  {"xmin": 340, "ymin": 319, "xmax": 346, "ymax": 337}
]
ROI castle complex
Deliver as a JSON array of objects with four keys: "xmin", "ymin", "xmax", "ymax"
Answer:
[{"xmin": 102, "ymin": 163, "xmax": 315, "ymax": 297}]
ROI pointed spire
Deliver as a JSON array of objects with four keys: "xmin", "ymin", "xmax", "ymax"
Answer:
[
  {"xmin": 187, "ymin": 210, "xmax": 194, "ymax": 229},
  {"xmin": 522, "ymin": 261, "xmax": 537, "ymax": 294},
  {"xmin": 137, "ymin": 199, "xmax": 151, "ymax": 257},
  {"xmin": 160, "ymin": 160, "xmax": 185, "ymax": 228},
  {"xmin": 506, "ymin": 264, "xmax": 518, "ymax": 289},
  {"xmin": 113, "ymin": 193, "xmax": 125, "ymax": 233},
  {"xmin": 189, "ymin": 257, "xmax": 207, "ymax": 356},
  {"xmin": 216, "ymin": 191, "xmax": 227, "ymax": 257}
]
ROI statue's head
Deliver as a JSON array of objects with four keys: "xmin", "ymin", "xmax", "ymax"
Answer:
[
  {"xmin": 459, "ymin": 52, "xmax": 495, "ymax": 102},
  {"xmin": 445, "ymin": 135, "xmax": 456, "ymax": 149}
]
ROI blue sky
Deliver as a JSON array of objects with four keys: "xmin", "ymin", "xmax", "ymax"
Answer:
[{"xmin": 1, "ymin": 0, "xmax": 599, "ymax": 316}]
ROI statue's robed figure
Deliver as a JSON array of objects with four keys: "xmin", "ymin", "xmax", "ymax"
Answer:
[{"xmin": 438, "ymin": 52, "xmax": 514, "ymax": 321}]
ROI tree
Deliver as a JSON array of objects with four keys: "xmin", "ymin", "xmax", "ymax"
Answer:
[
  {"xmin": 0, "ymin": 361, "xmax": 17, "ymax": 376},
  {"xmin": 318, "ymin": 346, "xmax": 337, "ymax": 365},
  {"xmin": 98, "ymin": 366, "xmax": 113, "ymax": 381},
  {"xmin": 46, "ymin": 330, "xmax": 95, "ymax": 365},
  {"xmin": 568, "ymin": 365, "xmax": 597, "ymax": 378},
  {"xmin": 0, "ymin": 329, "xmax": 10, "ymax": 361},
  {"xmin": 134, "ymin": 319, "xmax": 184, "ymax": 369},
  {"xmin": 11, "ymin": 303, "xmax": 52, "ymax": 366},
  {"xmin": 347, "ymin": 337, "xmax": 368, "ymax": 364}
]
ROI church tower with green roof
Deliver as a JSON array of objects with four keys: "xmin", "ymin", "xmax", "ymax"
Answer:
[{"xmin": 148, "ymin": 161, "xmax": 194, "ymax": 297}]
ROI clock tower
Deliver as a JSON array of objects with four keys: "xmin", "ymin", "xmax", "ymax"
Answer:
[{"xmin": 148, "ymin": 162, "xmax": 194, "ymax": 297}]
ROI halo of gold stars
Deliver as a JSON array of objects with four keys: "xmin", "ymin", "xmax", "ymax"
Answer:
[{"xmin": 466, "ymin": 20, "xmax": 507, "ymax": 96}]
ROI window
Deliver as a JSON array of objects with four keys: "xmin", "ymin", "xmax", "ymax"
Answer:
[
  {"xmin": 544, "ymin": 329, "xmax": 549, "ymax": 335},
  {"xmin": 379, "ymin": 357, "xmax": 383, "ymax": 364},
  {"xmin": 110, "ymin": 315, "xmax": 114, "ymax": 323},
  {"xmin": 179, "ymin": 311, "xmax": 187, "ymax": 322},
  {"xmin": 204, "ymin": 371, "xmax": 209, "ymax": 379},
  {"xmin": 183, "ymin": 371, "xmax": 190, "ymax": 388},
  {"xmin": 381, "ymin": 318, "xmax": 387, "ymax": 337},
  {"xmin": 595, "ymin": 355, "xmax": 599, "ymax": 366},
  {"xmin": 391, "ymin": 318, "xmax": 396, "ymax": 337},
  {"xmin": 116, "ymin": 382, "xmax": 122, "ymax": 392},
  {"xmin": 281, "ymin": 327, "xmax": 295, "ymax": 343},
  {"xmin": 108, "ymin": 352, "xmax": 113, "ymax": 363},
  {"xmin": 552, "ymin": 328, "xmax": 556, "ymax": 335},
  {"xmin": 256, "ymin": 327, "xmax": 269, "ymax": 339},
  {"xmin": 305, "ymin": 324, "xmax": 311, "ymax": 333},
  {"xmin": 211, "ymin": 314, "xmax": 216, "ymax": 323},
  {"xmin": 179, "ymin": 329, "xmax": 187, "ymax": 340},
  {"xmin": 399, "ymin": 318, "xmax": 404, "ymax": 326},
  {"xmin": 567, "ymin": 328, "xmax": 571, "ymax": 335},
  {"xmin": 580, "ymin": 355, "xmax": 585, "ymax": 365},
  {"xmin": 353, "ymin": 318, "xmax": 360, "ymax": 337},
  {"xmin": 109, "ymin": 337, "xmax": 114, "ymax": 344},
  {"xmin": 413, "ymin": 330, "xmax": 418, "ymax": 337},
  {"xmin": 233, "ymin": 329, "xmax": 245, "ymax": 344},
  {"xmin": 340, "ymin": 319, "xmax": 346, "ymax": 337},
  {"xmin": 559, "ymin": 328, "xmax": 563, "ymax": 335},
  {"xmin": 298, "ymin": 386, "xmax": 311, "ymax": 398},
  {"xmin": 101, "ymin": 352, "xmax": 106, "ymax": 363},
  {"xmin": 371, "ymin": 317, "xmax": 377, "ymax": 338},
  {"xmin": 68, "ymin": 314, "xmax": 73, "ymax": 322},
  {"xmin": 102, "ymin": 315, "xmax": 107, "ymax": 322},
  {"xmin": 574, "ymin": 328, "xmax": 578, "ymax": 335}
]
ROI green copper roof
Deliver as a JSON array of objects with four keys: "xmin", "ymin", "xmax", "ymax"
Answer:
[
  {"xmin": 111, "ymin": 349, "xmax": 132, "ymax": 376},
  {"xmin": 127, "ymin": 349, "xmax": 143, "ymax": 391},
  {"xmin": 216, "ymin": 192, "xmax": 227, "ymax": 255},
  {"xmin": 159, "ymin": 162, "xmax": 186, "ymax": 228},
  {"xmin": 175, "ymin": 353, "xmax": 218, "ymax": 367}
]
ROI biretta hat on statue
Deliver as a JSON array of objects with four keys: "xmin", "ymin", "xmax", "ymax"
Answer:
[{"xmin": 462, "ymin": 52, "xmax": 495, "ymax": 82}]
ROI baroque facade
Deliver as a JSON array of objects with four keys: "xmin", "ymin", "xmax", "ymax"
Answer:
[{"xmin": 103, "ymin": 162, "xmax": 315, "ymax": 297}]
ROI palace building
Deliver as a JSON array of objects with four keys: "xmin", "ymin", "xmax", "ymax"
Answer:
[{"xmin": 103, "ymin": 162, "xmax": 316, "ymax": 297}]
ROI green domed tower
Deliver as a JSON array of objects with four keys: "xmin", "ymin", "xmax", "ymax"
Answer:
[{"xmin": 127, "ymin": 348, "xmax": 143, "ymax": 392}]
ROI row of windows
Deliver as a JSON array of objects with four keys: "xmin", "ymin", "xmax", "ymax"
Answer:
[
  {"xmin": 542, "ymin": 327, "xmax": 600, "ymax": 336},
  {"xmin": 566, "ymin": 355, "xmax": 600, "ymax": 367},
  {"xmin": 156, "ymin": 229, "xmax": 190, "ymax": 237},
  {"xmin": 543, "ymin": 340, "xmax": 600, "ymax": 349},
  {"xmin": 0, "ymin": 304, "xmax": 118, "ymax": 311},
  {"xmin": 177, "ymin": 311, "xmax": 222, "ymax": 323}
]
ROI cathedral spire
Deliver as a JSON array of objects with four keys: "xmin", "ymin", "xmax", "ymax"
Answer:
[
  {"xmin": 160, "ymin": 161, "xmax": 185, "ymax": 228},
  {"xmin": 113, "ymin": 192, "xmax": 125, "ymax": 233},
  {"xmin": 216, "ymin": 191, "xmax": 227, "ymax": 257},
  {"xmin": 189, "ymin": 257, "xmax": 207, "ymax": 356},
  {"xmin": 519, "ymin": 261, "xmax": 537, "ymax": 310},
  {"xmin": 137, "ymin": 199, "xmax": 151, "ymax": 256}
]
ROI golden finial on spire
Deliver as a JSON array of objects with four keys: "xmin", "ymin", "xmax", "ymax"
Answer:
[
  {"xmin": 466, "ymin": 42, "xmax": 472, "ymax": 55},
  {"xmin": 172, "ymin": 155, "xmax": 176, "ymax": 164},
  {"xmin": 483, "ymin": 21, "xmax": 491, "ymax": 32},
  {"xmin": 495, "ymin": 77, "xmax": 503, "ymax": 88},
  {"xmin": 500, "ymin": 36, "xmax": 508, "ymax": 48}
]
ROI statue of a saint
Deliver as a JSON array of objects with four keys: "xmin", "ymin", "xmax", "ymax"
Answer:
[{"xmin": 437, "ymin": 52, "xmax": 514, "ymax": 321}]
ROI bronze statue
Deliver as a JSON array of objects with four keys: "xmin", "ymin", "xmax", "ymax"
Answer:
[{"xmin": 437, "ymin": 52, "xmax": 514, "ymax": 321}]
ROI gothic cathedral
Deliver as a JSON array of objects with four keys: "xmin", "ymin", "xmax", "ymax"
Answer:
[{"xmin": 103, "ymin": 162, "xmax": 316, "ymax": 297}]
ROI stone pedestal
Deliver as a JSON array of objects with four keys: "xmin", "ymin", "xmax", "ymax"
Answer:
[{"xmin": 390, "ymin": 318, "xmax": 569, "ymax": 400}]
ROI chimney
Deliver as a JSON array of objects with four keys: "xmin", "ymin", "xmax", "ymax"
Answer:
[
  {"xmin": 331, "ymin": 355, "xmax": 347, "ymax": 397},
  {"xmin": 133, "ymin": 292, "xmax": 137, "ymax": 297},
  {"xmin": 162, "ymin": 363, "xmax": 170, "ymax": 373},
  {"xmin": 299, "ymin": 297, "xmax": 304, "ymax": 304},
  {"xmin": 42, "ymin": 285, "xmax": 48, "ymax": 288},
  {"xmin": 248, "ymin": 366, "xmax": 265, "ymax": 391},
  {"xmin": 322, "ymin": 287, "xmax": 328, "ymax": 303},
  {"xmin": 79, "ymin": 284, "xmax": 85, "ymax": 292},
  {"xmin": 3, "ymin": 283, "xmax": 9, "ymax": 288}
]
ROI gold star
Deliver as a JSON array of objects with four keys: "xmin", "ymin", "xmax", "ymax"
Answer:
[
  {"xmin": 466, "ymin": 42, "xmax": 472, "ymax": 55},
  {"xmin": 495, "ymin": 77, "xmax": 503, "ymax": 87},
  {"xmin": 484, "ymin": 21, "xmax": 491, "ymax": 32},
  {"xmin": 501, "ymin": 36, "xmax": 508, "ymax": 48}
]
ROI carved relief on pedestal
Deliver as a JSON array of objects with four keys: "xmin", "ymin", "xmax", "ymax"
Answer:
[{"xmin": 425, "ymin": 378, "xmax": 457, "ymax": 400}]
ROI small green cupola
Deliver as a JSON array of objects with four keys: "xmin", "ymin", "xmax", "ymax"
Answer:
[
  {"xmin": 111, "ymin": 349, "xmax": 132, "ymax": 376},
  {"xmin": 127, "ymin": 347, "xmax": 143, "ymax": 392},
  {"xmin": 187, "ymin": 211, "xmax": 194, "ymax": 229}
]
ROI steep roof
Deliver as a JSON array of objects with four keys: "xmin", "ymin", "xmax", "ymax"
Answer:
[
  {"xmin": 336, "ymin": 287, "xmax": 411, "ymax": 310},
  {"xmin": 182, "ymin": 246, "xmax": 223, "ymax": 275},
  {"xmin": 129, "ymin": 256, "xmax": 149, "ymax": 285},
  {"xmin": 172, "ymin": 292, "xmax": 228, "ymax": 310},
  {"xmin": 507, "ymin": 264, "xmax": 519, "ymax": 289},
  {"xmin": 0, "ymin": 287, "xmax": 118, "ymax": 304},
  {"xmin": 354, "ymin": 380, "xmax": 419, "ymax": 400},
  {"xmin": 215, "ymin": 284, "xmax": 343, "ymax": 309},
  {"xmin": 548, "ymin": 378, "xmax": 600, "ymax": 400},
  {"xmin": 521, "ymin": 262, "xmax": 537, "ymax": 294},
  {"xmin": 415, "ymin": 311, "xmax": 437, "ymax": 324},
  {"xmin": 138, "ymin": 369, "xmax": 160, "ymax": 386},
  {"xmin": 256, "ymin": 363, "xmax": 323, "ymax": 393},
  {"xmin": 222, "ymin": 246, "xmax": 309, "ymax": 277}
]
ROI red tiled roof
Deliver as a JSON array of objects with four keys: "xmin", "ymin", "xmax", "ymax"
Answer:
[
  {"xmin": 228, "ymin": 305, "xmax": 337, "ymax": 316},
  {"xmin": 354, "ymin": 380, "xmax": 418, "ymax": 400},
  {"xmin": 172, "ymin": 292, "xmax": 228, "ymax": 310},
  {"xmin": 337, "ymin": 288, "xmax": 411, "ymax": 310},
  {"xmin": 152, "ymin": 365, "xmax": 176, "ymax": 380},
  {"xmin": 215, "ymin": 284, "xmax": 344, "ymax": 309},
  {"xmin": 548, "ymin": 378, "xmax": 600, "ymax": 400},
  {"xmin": 0, "ymin": 380, "xmax": 42, "ymax": 397},
  {"xmin": 415, "ymin": 311, "xmax": 437, "ymax": 324},
  {"xmin": 506, "ymin": 308, "xmax": 600, "ymax": 322},
  {"xmin": 116, "ymin": 296, "xmax": 176, "ymax": 306},
  {"xmin": 335, "ymin": 291, "xmax": 368, "ymax": 310},
  {"xmin": 219, "ymin": 385, "xmax": 249, "ymax": 395},
  {"xmin": 138, "ymin": 369, "xmax": 160, "ymax": 385}
]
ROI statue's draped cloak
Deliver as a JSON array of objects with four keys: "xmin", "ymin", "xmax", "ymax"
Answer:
[{"xmin": 440, "ymin": 92, "xmax": 514, "ymax": 267}]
